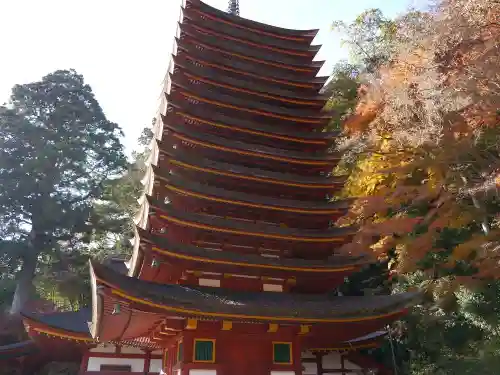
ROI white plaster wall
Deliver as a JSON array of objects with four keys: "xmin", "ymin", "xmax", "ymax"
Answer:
[
  {"xmin": 301, "ymin": 351, "xmax": 316, "ymax": 359},
  {"xmin": 302, "ymin": 362, "xmax": 317, "ymax": 375},
  {"xmin": 199, "ymin": 278, "xmax": 221, "ymax": 287},
  {"xmin": 152, "ymin": 349, "xmax": 162, "ymax": 355},
  {"xmin": 322, "ymin": 352, "xmax": 361, "ymax": 371},
  {"xmin": 322, "ymin": 351, "xmax": 342, "ymax": 369},
  {"xmin": 121, "ymin": 346, "xmax": 144, "ymax": 354},
  {"xmin": 90, "ymin": 344, "xmax": 116, "ymax": 353},
  {"xmin": 189, "ymin": 370, "xmax": 217, "ymax": 375},
  {"xmin": 87, "ymin": 357, "xmax": 145, "ymax": 372},
  {"xmin": 344, "ymin": 358, "xmax": 362, "ymax": 371},
  {"xmin": 149, "ymin": 359, "xmax": 163, "ymax": 373},
  {"xmin": 270, "ymin": 371, "xmax": 296, "ymax": 375},
  {"xmin": 263, "ymin": 284, "xmax": 283, "ymax": 292}
]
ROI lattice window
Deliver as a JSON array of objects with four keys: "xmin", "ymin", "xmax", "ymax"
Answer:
[
  {"xmin": 273, "ymin": 342, "xmax": 292, "ymax": 364},
  {"xmin": 193, "ymin": 339, "xmax": 216, "ymax": 363}
]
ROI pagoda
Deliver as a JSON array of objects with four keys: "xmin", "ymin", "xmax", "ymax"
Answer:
[{"xmin": 2, "ymin": 1, "xmax": 417, "ymax": 374}]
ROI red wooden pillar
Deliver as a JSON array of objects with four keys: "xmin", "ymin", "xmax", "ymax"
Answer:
[
  {"xmin": 79, "ymin": 351, "xmax": 89, "ymax": 375},
  {"xmin": 292, "ymin": 337, "xmax": 303, "ymax": 375},
  {"xmin": 144, "ymin": 350, "xmax": 152, "ymax": 374}
]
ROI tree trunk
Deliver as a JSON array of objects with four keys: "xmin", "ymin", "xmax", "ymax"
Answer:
[
  {"xmin": 9, "ymin": 227, "xmax": 40, "ymax": 316},
  {"xmin": 9, "ymin": 253, "xmax": 37, "ymax": 316}
]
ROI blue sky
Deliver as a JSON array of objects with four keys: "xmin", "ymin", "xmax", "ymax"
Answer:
[{"xmin": 0, "ymin": 0, "xmax": 416, "ymax": 154}]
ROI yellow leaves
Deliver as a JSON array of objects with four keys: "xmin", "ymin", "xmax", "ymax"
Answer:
[
  {"xmin": 392, "ymin": 232, "xmax": 436, "ymax": 274},
  {"xmin": 364, "ymin": 216, "xmax": 422, "ymax": 237},
  {"xmin": 371, "ymin": 235, "xmax": 396, "ymax": 258},
  {"xmin": 449, "ymin": 236, "xmax": 485, "ymax": 263}
]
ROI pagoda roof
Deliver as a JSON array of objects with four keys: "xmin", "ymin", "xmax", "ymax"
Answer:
[
  {"xmin": 183, "ymin": 5, "xmax": 320, "ymax": 53},
  {"xmin": 176, "ymin": 44, "xmax": 328, "ymax": 88},
  {"xmin": 180, "ymin": 20, "xmax": 318, "ymax": 64},
  {"xmin": 168, "ymin": 81, "xmax": 330, "ymax": 123},
  {"xmin": 187, "ymin": 0, "xmax": 319, "ymax": 41},
  {"xmin": 137, "ymin": 229, "xmax": 367, "ymax": 273},
  {"xmin": 159, "ymin": 128, "xmax": 339, "ymax": 169},
  {"xmin": 176, "ymin": 31, "xmax": 323, "ymax": 77},
  {"xmin": 0, "ymin": 341, "xmax": 37, "ymax": 360},
  {"xmin": 163, "ymin": 102, "xmax": 338, "ymax": 148},
  {"xmin": 91, "ymin": 261, "xmax": 417, "ymax": 324},
  {"xmin": 172, "ymin": 59, "xmax": 328, "ymax": 105},
  {"xmin": 156, "ymin": 155, "xmax": 347, "ymax": 190},
  {"xmin": 148, "ymin": 196, "xmax": 357, "ymax": 241},
  {"xmin": 22, "ymin": 309, "xmax": 92, "ymax": 338},
  {"xmin": 308, "ymin": 331, "xmax": 387, "ymax": 352},
  {"xmin": 21, "ymin": 309, "xmax": 161, "ymax": 350},
  {"xmin": 156, "ymin": 173, "xmax": 351, "ymax": 215}
]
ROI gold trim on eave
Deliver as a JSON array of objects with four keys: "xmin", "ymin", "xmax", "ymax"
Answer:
[
  {"xmin": 181, "ymin": 53, "xmax": 317, "ymax": 89},
  {"xmin": 180, "ymin": 91, "xmax": 325, "ymax": 124},
  {"xmin": 94, "ymin": 278, "xmax": 405, "ymax": 323},
  {"xmin": 32, "ymin": 328, "xmax": 94, "ymax": 342},
  {"xmin": 178, "ymin": 112, "xmax": 327, "ymax": 145},
  {"xmin": 169, "ymin": 159, "xmax": 339, "ymax": 189},
  {"xmin": 183, "ymin": 72, "xmax": 321, "ymax": 106},
  {"xmin": 171, "ymin": 132, "xmax": 334, "ymax": 165},
  {"xmin": 150, "ymin": 246, "xmax": 357, "ymax": 273},
  {"xmin": 163, "ymin": 183, "xmax": 343, "ymax": 215},
  {"xmin": 158, "ymin": 213, "xmax": 349, "ymax": 243}
]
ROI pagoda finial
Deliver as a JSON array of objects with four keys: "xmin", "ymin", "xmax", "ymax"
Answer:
[{"xmin": 227, "ymin": 0, "xmax": 240, "ymax": 16}]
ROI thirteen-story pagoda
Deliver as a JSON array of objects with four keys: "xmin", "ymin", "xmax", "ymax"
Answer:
[{"xmin": 5, "ymin": 1, "xmax": 417, "ymax": 374}]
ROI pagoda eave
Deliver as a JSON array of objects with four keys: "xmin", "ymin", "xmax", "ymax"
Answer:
[
  {"xmin": 165, "ymin": 100, "xmax": 338, "ymax": 141},
  {"xmin": 167, "ymin": 83, "xmax": 330, "ymax": 124},
  {"xmin": 91, "ymin": 262, "xmax": 416, "ymax": 343},
  {"xmin": 183, "ymin": 4, "xmax": 320, "ymax": 51},
  {"xmin": 180, "ymin": 21, "xmax": 319, "ymax": 64},
  {"xmin": 162, "ymin": 108, "xmax": 337, "ymax": 152},
  {"xmin": 132, "ymin": 230, "xmax": 365, "ymax": 287},
  {"xmin": 158, "ymin": 132, "xmax": 339, "ymax": 176},
  {"xmin": 0, "ymin": 341, "xmax": 38, "ymax": 361},
  {"xmin": 175, "ymin": 34, "xmax": 322, "ymax": 79},
  {"xmin": 152, "ymin": 173, "xmax": 349, "ymax": 227},
  {"xmin": 147, "ymin": 199, "xmax": 356, "ymax": 253},
  {"xmin": 187, "ymin": 0, "xmax": 320, "ymax": 41},
  {"xmin": 171, "ymin": 63, "xmax": 327, "ymax": 108},
  {"xmin": 178, "ymin": 27, "xmax": 322, "ymax": 73},
  {"xmin": 175, "ymin": 46, "xmax": 328, "ymax": 91},
  {"xmin": 156, "ymin": 156, "xmax": 347, "ymax": 201}
]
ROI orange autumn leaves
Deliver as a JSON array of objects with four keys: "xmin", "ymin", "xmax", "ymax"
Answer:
[{"xmin": 336, "ymin": 0, "xmax": 500, "ymax": 288}]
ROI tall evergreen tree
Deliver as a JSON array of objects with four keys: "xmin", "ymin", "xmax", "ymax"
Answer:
[{"xmin": 0, "ymin": 70, "xmax": 127, "ymax": 314}]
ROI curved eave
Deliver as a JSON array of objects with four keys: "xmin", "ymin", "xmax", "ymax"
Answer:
[
  {"xmin": 176, "ymin": 45, "xmax": 328, "ymax": 89},
  {"xmin": 176, "ymin": 34, "xmax": 323, "ymax": 76},
  {"xmin": 189, "ymin": 0, "xmax": 319, "ymax": 41},
  {"xmin": 309, "ymin": 331, "xmax": 387, "ymax": 352},
  {"xmin": 160, "ymin": 128, "xmax": 339, "ymax": 168},
  {"xmin": 22, "ymin": 313, "xmax": 93, "ymax": 343},
  {"xmin": 0, "ymin": 341, "xmax": 38, "ymax": 360},
  {"xmin": 157, "ymin": 155, "xmax": 347, "ymax": 191},
  {"xmin": 91, "ymin": 261, "xmax": 418, "ymax": 324},
  {"xmin": 163, "ymin": 105, "xmax": 338, "ymax": 149},
  {"xmin": 185, "ymin": 8, "xmax": 321, "ymax": 53},
  {"xmin": 181, "ymin": 18, "xmax": 319, "ymax": 61},
  {"xmin": 138, "ymin": 229, "xmax": 367, "ymax": 275},
  {"xmin": 172, "ymin": 61, "xmax": 328, "ymax": 106},
  {"xmin": 156, "ymin": 172, "xmax": 351, "ymax": 215},
  {"xmin": 168, "ymin": 81, "xmax": 330, "ymax": 124},
  {"xmin": 148, "ymin": 196, "xmax": 357, "ymax": 243}
]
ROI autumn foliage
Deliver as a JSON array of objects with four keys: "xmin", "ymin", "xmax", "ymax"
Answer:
[{"xmin": 337, "ymin": 0, "xmax": 500, "ymax": 294}]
